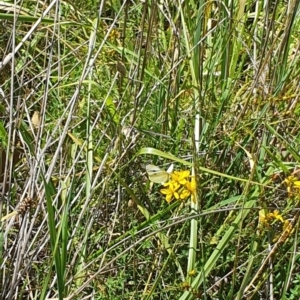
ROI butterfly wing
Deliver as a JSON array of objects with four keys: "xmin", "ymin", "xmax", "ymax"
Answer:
[{"xmin": 146, "ymin": 164, "xmax": 169, "ymax": 184}]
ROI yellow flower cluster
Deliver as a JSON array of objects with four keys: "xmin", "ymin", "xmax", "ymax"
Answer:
[
  {"xmin": 264, "ymin": 210, "xmax": 284, "ymax": 223},
  {"xmin": 259, "ymin": 209, "xmax": 292, "ymax": 242},
  {"xmin": 284, "ymin": 175, "xmax": 300, "ymax": 197},
  {"xmin": 160, "ymin": 170, "xmax": 196, "ymax": 203}
]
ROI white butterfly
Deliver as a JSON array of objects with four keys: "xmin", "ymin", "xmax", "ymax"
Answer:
[{"xmin": 146, "ymin": 164, "xmax": 174, "ymax": 184}]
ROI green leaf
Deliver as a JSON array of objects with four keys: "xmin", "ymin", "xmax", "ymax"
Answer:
[
  {"xmin": 0, "ymin": 121, "xmax": 7, "ymax": 148},
  {"xmin": 105, "ymin": 96, "xmax": 120, "ymax": 125}
]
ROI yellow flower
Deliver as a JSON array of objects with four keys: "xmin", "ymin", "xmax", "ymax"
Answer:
[
  {"xmin": 185, "ymin": 177, "xmax": 196, "ymax": 193},
  {"xmin": 179, "ymin": 188, "xmax": 191, "ymax": 200},
  {"xmin": 272, "ymin": 210, "xmax": 284, "ymax": 223},
  {"xmin": 160, "ymin": 181, "xmax": 180, "ymax": 203},
  {"xmin": 172, "ymin": 178, "xmax": 197, "ymax": 202},
  {"xmin": 285, "ymin": 176, "xmax": 300, "ymax": 187},
  {"xmin": 265, "ymin": 210, "xmax": 285, "ymax": 224},
  {"xmin": 284, "ymin": 176, "xmax": 300, "ymax": 196},
  {"xmin": 180, "ymin": 178, "xmax": 196, "ymax": 202},
  {"xmin": 171, "ymin": 170, "xmax": 190, "ymax": 185}
]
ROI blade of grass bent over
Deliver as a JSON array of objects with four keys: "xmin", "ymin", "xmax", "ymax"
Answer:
[{"xmin": 137, "ymin": 147, "xmax": 269, "ymax": 188}]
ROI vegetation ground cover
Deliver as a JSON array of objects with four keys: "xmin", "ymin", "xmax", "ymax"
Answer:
[{"xmin": 0, "ymin": 0, "xmax": 300, "ymax": 299}]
